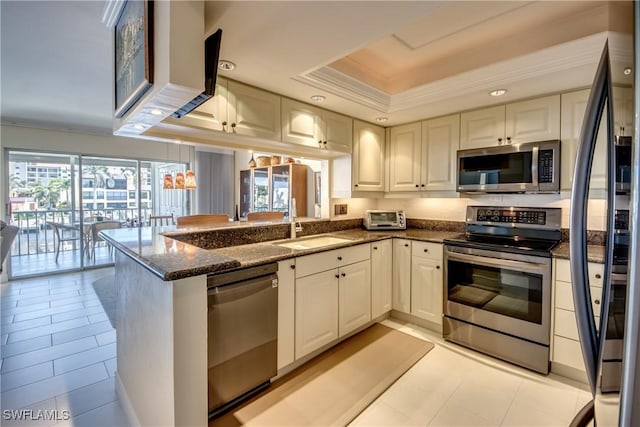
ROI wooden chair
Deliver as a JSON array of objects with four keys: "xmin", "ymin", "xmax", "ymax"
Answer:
[
  {"xmin": 175, "ymin": 214, "xmax": 229, "ymax": 227},
  {"xmin": 90, "ymin": 220, "xmax": 122, "ymax": 260},
  {"xmin": 246, "ymin": 211, "xmax": 285, "ymax": 222},
  {"xmin": 47, "ymin": 221, "xmax": 81, "ymax": 263},
  {"xmin": 149, "ymin": 213, "xmax": 174, "ymax": 226}
]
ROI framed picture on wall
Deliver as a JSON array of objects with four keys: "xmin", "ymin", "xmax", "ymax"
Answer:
[{"xmin": 114, "ymin": 0, "xmax": 154, "ymax": 118}]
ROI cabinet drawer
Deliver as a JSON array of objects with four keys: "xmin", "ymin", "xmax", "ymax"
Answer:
[
  {"xmin": 554, "ymin": 308, "xmax": 579, "ymax": 340},
  {"xmin": 553, "ymin": 335, "xmax": 585, "ymax": 371},
  {"xmin": 555, "ymin": 280, "xmax": 603, "ymax": 314},
  {"xmin": 411, "ymin": 241, "xmax": 442, "ymax": 261},
  {"xmin": 555, "ymin": 259, "xmax": 604, "ymax": 286},
  {"xmin": 296, "ymin": 244, "xmax": 370, "ymax": 278}
]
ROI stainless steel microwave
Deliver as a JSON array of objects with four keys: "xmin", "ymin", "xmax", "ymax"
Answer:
[
  {"xmin": 456, "ymin": 140, "xmax": 560, "ymax": 193},
  {"xmin": 363, "ymin": 210, "xmax": 406, "ymax": 230}
]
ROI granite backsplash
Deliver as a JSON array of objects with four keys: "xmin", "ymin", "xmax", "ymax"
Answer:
[{"xmin": 167, "ymin": 217, "xmax": 605, "ymax": 250}]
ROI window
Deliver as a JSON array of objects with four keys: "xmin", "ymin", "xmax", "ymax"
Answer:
[
  {"xmin": 106, "ymin": 191, "xmax": 127, "ymax": 201},
  {"xmin": 128, "ymin": 191, "xmax": 136, "ymax": 199},
  {"xmin": 82, "ymin": 191, "xmax": 93, "ymax": 199},
  {"xmin": 96, "ymin": 191, "xmax": 105, "ymax": 199},
  {"xmin": 141, "ymin": 191, "xmax": 150, "ymax": 199}
]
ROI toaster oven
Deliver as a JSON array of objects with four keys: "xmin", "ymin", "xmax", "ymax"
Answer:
[{"xmin": 363, "ymin": 210, "xmax": 406, "ymax": 230}]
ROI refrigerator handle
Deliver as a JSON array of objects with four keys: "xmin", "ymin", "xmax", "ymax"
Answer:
[{"xmin": 570, "ymin": 41, "xmax": 615, "ymax": 397}]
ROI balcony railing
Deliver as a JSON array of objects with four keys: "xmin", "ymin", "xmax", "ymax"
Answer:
[{"xmin": 9, "ymin": 207, "xmax": 153, "ymax": 257}]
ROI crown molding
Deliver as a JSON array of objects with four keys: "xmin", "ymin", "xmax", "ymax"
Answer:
[
  {"xmin": 293, "ymin": 31, "xmax": 627, "ymax": 114},
  {"xmin": 292, "ymin": 67, "xmax": 391, "ymax": 112}
]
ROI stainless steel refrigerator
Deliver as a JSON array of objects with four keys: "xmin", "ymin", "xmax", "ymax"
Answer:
[{"xmin": 569, "ymin": 7, "xmax": 639, "ymax": 426}]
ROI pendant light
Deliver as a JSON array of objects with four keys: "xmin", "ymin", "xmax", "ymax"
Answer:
[
  {"xmin": 185, "ymin": 146, "xmax": 197, "ymax": 189},
  {"xmin": 163, "ymin": 173, "xmax": 174, "ymax": 189},
  {"xmin": 175, "ymin": 171, "xmax": 185, "ymax": 189}
]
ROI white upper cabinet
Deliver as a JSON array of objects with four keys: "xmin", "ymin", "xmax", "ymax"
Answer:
[
  {"xmin": 613, "ymin": 86, "xmax": 634, "ymax": 137},
  {"xmin": 227, "ymin": 80, "xmax": 282, "ymax": 140},
  {"xmin": 460, "ymin": 95, "xmax": 560, "ymax": 149},
  {"xmin": 388, "ymin": 115, "xmax": 459, "ymax": 192},
  {"xmin": 505, "ymin": 95, "xmax": 560, "ymax": 144},
  {"xmin": 460, "ymin": 105, "xmax": 505, "ymax": 149},
  {"xmin": 388, "ymin": 122, "xmax": 422, "ymax": 192},
  {"xmin": 421, "ymin": 114, "xmax": 460, "ymax": 191},
  {"xmin": 281, "ymin": 98, "xmax": 352, "ymax": 152},
  {"xmin": 352, "ymin": 120, "xmax": 385, "ymax": 192},
  {"xmin": 182, "ymin": 78, "xmax": 281, "ymax": 140},
  {"xmin": 560, "ymin": 89, "xmax": 607, "ymax": 190}
]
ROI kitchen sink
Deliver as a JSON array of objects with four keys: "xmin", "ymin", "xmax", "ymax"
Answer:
[{"xmin": 277, "ymin": 236, "xmax": 352, "ymax": 250}]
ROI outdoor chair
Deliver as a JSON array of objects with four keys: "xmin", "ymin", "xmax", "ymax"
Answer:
[
  {"xmin": 149, "ymin": 213, "xmax": 174, "ymax": 226},
  {"xmin": 90, "ymin": 220, "xmax": 122, "ymax": 260},
  {"xmin": 47, "ymin": 221, "xmax": 81, "ymax": 263}
]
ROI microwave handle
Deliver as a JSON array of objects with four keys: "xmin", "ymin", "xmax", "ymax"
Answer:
[
  {"xmin": 532, "ymin": 146, "xmax": 539, "ymax": 187},
  {"xmin": 446, "ymin": 250, "xmax": 548, "ymax": 275}
]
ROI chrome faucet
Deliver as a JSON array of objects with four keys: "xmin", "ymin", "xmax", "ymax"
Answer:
[{"xmin": 290, "ymin": 198, "xmax": 302, "ymax": 239}]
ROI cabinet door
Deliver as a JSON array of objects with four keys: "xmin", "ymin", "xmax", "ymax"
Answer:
[
  {"xmin": 227, "ymin": 80, "xmax": 281, "ymax": 140},
  {"xmin": 295, "ymin": 269, "xmax": 339, "ymax": 359},
  {"xmin": 277, "ymin": 259, "xmax": 295, "ymax": 369},
  {"xmin": 410, "ymin": 256, "xmax": 443, "ymax": 325},
  {"xmin": 281, "ymin": 98, "xmax": 322, "ymax": 146},
  {"xmin": 322, "ymin": 110, "xmax": 353, "ymax": 153},
  {"xmin": 371, "ymin": 240, "xmax": 393, "ymax": 318},
  {"xmin": 421, "ymin": 114, "xmax": 460, "ymax": 191},
  {"xmin": 505, "ymin": 95, "xmax": 560, "ymax": 144},
  {"xmin": 338, "ymin": 260, "xmax": 371, "ymax": 337},
  {"xmin": 388, "ymin": 123, "xmax": 422, "ymax": 192},
  {"xmin": 613, "ymin": 86, "xmax": 634, "ymax": 137},
  {"xmin": 460, "ymin": 105, "xmax": 505, "ymax": 149},
  {"xmin": 352, "ymin": 120, "xmax": 385, "ymax": 192},
  {"xmin": 392, "ymin": 239, "xmax": 412, "ymax": 313},
  {"xmin": 171, "ymin": 77, "xmax": 228, "ymax": 131},
  {"xmin": 560, "ymin": 90, "xmax": 607, "ymax": 190}
]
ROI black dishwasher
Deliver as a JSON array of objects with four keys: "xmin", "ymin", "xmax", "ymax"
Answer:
[{"xmin": 207, "ymin": 263, "xmax": 278, "ymax": 419}]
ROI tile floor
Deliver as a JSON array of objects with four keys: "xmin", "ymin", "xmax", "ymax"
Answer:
[
  {"xmin": 350, "ymin": 319, "xmax": 592, "ymax": 427},
  {"xmin": 0, "ymin": 268, "xmax": 127, "ymax": 427},
  {"xmin": 1, "ymin": 269, "xmax": 591, "ymax": 427}
]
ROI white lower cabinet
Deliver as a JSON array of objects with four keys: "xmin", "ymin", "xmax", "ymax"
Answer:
[
  {"xmin": 552, "ymin": 258, "xmax": 604, "ymax": 372},
  {"xmin": 338, "ymin": 260, "xmax": 372, "ymax": 337},
  {"xmin": 294, "ymin": 243, "xmax": 371, "ymax": 360},
  {"xmin": 371, "ymin": 240, "xmax": 393, "ymax": 318},
  {"xmin": 392, "ymin": 239, "xmax": 412, "ymax": 313},
  {"xmin": 410, "ymin": 242, "xmax": 443, "ymax": 325},
  {"xmin": 277, "ymin": 259, "xmax": 296, "ymax": 370},
  {"xmin": 295, "ymin": 269, "xmax": 339, "ymax": 359}
]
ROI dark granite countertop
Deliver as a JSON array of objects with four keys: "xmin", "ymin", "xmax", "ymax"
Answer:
[
  {"xmin": 551, "ymin": 242, "xmax": 605, "ymax": 263},
  {"xmin": 101, "ymin": 224, "xmax": 461, "ymax": 281}
]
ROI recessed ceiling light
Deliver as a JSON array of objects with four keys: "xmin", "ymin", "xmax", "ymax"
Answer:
[
  {"xmin": 624, "ymin": 67, "xmax": 632, "ymax": 75},
  {"xmin": 150, "ymin": 109, "xmax": 163, "ymax": 116},
  {"xmin": 375, "ymin": 117, "xmax": 388, "ymax": 122},
  {"xmin": 218, "ymin": 60, "xmax": 236, "ymax": 71},
  {"xmin": 133, "ymin": 124, "xmax": 146, "ymax": 130},
  {"xmin": 489, "ymin": 89, "xmax": 507, "ymax": 97},
  {"xmin": 310, "ymin": 95, "xmax": 326, "ymax": 103}
]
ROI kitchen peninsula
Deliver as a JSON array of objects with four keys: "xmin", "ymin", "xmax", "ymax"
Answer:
[{"xmin": 100, "ymin": 218, "xmax": 460, "ymax": 426}]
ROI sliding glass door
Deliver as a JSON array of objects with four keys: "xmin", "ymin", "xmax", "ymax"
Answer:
[{"xmin": 5, "ymin": 150, "xmax": 189, "ymax": 278}]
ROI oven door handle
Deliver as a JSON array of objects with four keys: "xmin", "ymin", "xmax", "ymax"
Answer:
[{"xmin": 446, "ymin": 251, "xmax": 548, "ymax": 274}]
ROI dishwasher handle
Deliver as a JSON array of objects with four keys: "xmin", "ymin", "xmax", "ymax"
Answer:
[{"xmin": 208, "ymin": 273, "xmax": 278, "ymax": 304}]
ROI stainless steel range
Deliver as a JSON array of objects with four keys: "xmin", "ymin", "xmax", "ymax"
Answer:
[{"xmin": 443, "ymin": 206, "xmax": 562, "ymax": 374}]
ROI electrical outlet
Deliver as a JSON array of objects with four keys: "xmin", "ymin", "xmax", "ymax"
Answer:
[{"xmin": 334, "ymin": 204, "xmax": 348, "ymax": 215}]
